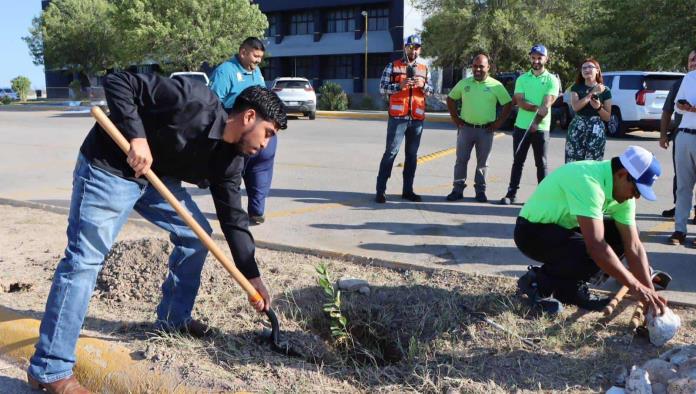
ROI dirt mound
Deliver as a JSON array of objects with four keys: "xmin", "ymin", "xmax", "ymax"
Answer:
[{"xmin": 96, "ymin": 238, "xmax": 172, "ymax": 303}]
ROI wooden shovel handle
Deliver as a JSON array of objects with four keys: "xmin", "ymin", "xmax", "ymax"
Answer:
[
  {"xmin": 630, "ymin": 300, "xmax": 646, "ymax": 329},
  {"xmin": 90, "ymin": 106, "xmax": 263, "ymax": 304},
  {"xmin": 603, "ymin": 285, "xmax": 629, "ymax": 316}
]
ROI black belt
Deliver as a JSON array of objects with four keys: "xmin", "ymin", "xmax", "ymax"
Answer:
[
  {"xmin": 462, "ymin": 121, "xmax": 493, "ymax": 129},
  {"xmin": 679, "ymin": 128, "xmax": 696, "ymax": 135}
]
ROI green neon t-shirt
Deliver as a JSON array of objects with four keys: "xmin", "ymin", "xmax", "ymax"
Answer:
[
  {"xmin": 513, "ymin": 70, "xmax": 559, "ymax": 131},
  {"xmin": 519, "ymin": 160, "xmax": 635, "ymax": 229},
  {"xmin": 448, "ymin": 76, "xmax": 512, "ymax": 124}
]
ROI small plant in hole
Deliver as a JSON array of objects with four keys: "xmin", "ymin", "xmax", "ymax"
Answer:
[{"xmin": 315, "ymin": 263, "xmax": 352, "ymax": 348}]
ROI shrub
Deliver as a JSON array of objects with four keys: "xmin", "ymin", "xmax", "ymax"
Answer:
[
  {"xmin": 10, "ymin": 76, "xmax": 31, "ymax": 102},
  {"xmin": 317, "ymin": 82, "xmax": 348, "ymax": 111},
  {"xmin": 352, "ymin": 95, "xmax": 379, "ymax": 110},
  {"xmin": 1, "ymin": 96, "xmax": 11, "ymax": 105}
]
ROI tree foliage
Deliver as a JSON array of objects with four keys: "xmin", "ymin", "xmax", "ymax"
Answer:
[
  {"xmin": 416, "ymin": 0, "xmax": 696, "ymax": 88},
  {"xmin": 114, "ymin": 0, "xmax": 268, "ymax": 73},
  {"xmin": 23, "ymin": 0, "xmax": 122, "ymax": 83},
  {"xmin": 11, "ymin": 76, "xmax": 32, "ymax": 102}
]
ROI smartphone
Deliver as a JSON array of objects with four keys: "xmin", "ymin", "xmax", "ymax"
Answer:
[
  {"xmin": 678, "ymin": 99, "xmax": 691, "ymax": 106},
  {"xmin": 591, "ymin": 94, "xmax": 599, "ymax": 100}
]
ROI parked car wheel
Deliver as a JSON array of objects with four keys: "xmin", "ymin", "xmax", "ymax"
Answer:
[
  {"xmin": 307, "ymin": 111, "xmax": 316, "ymax": 120},
  {"xmin": 552, "ymin": 106, "xmax": 570, "ymax": 130},
  {"xmin": 607, "ymin": 107, "xmax": 626, "ymax": 137}
]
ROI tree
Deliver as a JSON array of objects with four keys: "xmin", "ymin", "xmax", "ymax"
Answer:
[
  {"xmin": 414, "ymin": 0, "xmax": 596, "ymax": 87},
  {"xmin": 11, "ymin": 76, "xmax": 32, "ymax": 102},
  {"xmin": 115, "ymin": 0, "xmax": 268, "ymax": 73},
  {"xmin": 22, "ymin": 0, "xmax": 123, "ymax": 86}
]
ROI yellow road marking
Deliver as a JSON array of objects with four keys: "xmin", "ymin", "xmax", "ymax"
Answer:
[{"xmin": 396, "ymin": 131, "xmax": 505, "ymax": 167}]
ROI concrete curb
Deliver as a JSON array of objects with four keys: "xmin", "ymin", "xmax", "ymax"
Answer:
[
  {"xmin": 0, "ymin": 306, "xmax": 194, "ymax": 393},
  {"xmin": 317, "ymin": 110, "xmax": 452, "ymax": 123}
]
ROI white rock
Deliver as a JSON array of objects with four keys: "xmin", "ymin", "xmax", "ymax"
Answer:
[
  {"xmin": 646, "ymin": 307, "xmax": 681, "ymax": 347},
  {"xmin": 642, "ymin": 359, "xmax": 678, "ymax": 385},
  {"xmin": 337, "ymin": 278, "xmax": 369, "ymax": 292},
  {"xmin": 651, "ymin": 382, "xmax": 667, "ymax": 394},
  {"xmin": 667, "ymin": 377, "xmax": 696, "ymax": 394},
  {"xmin": 669, "ymin": 346, "xmax": 696, "ymax": 367},
  {"xmin": 626, "ymin": 366, "xmax": 651, "ymax": 394},
  {"xmin": 606, "ymin": 386, "xmax": 625, "ymax": 394},
  {"xmin": 678, "ymin": 358, "xmax": 696, "ymax": 380}
]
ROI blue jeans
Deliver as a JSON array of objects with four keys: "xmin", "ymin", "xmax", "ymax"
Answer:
[
  {"xmin": 243, "ymin": 134, "xmax": 277, "ymax": 217},
  {"xmin": 376, "ymin": 117, "xmax": 424, "ymax": 194},
  {"xmin": 28, "ymin": 154, "xmax": 212, "ymax": 384}
]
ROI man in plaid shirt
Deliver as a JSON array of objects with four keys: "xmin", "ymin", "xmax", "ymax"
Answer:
[{"xmin": 375, "ymin": 34, "xmax": 433, "ymax": 203}]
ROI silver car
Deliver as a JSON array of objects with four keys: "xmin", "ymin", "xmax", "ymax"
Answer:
[
  {"xmin": 271, "ymin": 77, "xmax": 316, "ymax": 120},
  {"xmin": 0, "ymin": 88, "xmax": 18, "ymax": 101}
]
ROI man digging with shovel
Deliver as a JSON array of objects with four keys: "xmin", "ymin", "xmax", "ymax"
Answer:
[
  {"xmin": 27, "ymin": 72, "xmax": 286, "ymax": 393},
  {"xmin": 514, "ymin": 146, "xmax": 668, "ymax": 317}
]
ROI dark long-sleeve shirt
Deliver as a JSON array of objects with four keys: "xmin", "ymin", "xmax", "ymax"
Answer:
[{"xmin": 80, "ymin": 71, "xmax": 260, "ymax": 278}]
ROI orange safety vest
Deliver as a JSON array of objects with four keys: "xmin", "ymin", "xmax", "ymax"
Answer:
[{"xmin": 388, "ymin": 59, "xmax": 428, "ymax": 120}]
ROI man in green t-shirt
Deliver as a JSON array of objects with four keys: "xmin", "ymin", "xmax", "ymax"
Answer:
[
  {"xmin": 445, "ymin": 53, "xmax": 512, "ymax": 202},
  {"xmin": 500, "ymin": 44, "xmax": 559, "ymax": 205},
  {"xmin": 515, "ymin": 146, "xmax": 667, "ymax": 316}
]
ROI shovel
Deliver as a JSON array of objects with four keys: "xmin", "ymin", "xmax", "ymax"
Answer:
[{"xmin": 90, "ymin": 106, "xmax": 300, "ymax": 358}]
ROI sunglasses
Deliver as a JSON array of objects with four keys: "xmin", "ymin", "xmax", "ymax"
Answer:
[
  {"xmin": 405, "ymin": 44, "xmax": 421, "ymax": 50},
  {"xmin": 581, "ymin": 65, "xmax": 597, "ymax": 70}
]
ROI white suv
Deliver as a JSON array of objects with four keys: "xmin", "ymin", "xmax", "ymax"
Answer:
[
  {"xmin": 169, "ymin": 71, "xmax": 210, "ymax": 86},
  {"xmin": 271, "ymin": 77, "xmax": 316, "ymax": 120},
  {"xmin": 566, "ymin": 71, "xmax": 684, "ymax": 137}
]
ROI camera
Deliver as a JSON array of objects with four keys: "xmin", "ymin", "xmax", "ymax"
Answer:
[{"xmin": 591, "ymin": 94, "xmax": 599, "ymax": 100}]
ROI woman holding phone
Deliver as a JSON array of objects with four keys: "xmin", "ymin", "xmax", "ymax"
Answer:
[{"xmin": 565, "ymin": 58, "xmax": 612, "ymax": 163}]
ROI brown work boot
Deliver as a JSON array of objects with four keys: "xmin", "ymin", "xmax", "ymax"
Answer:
[{"xmin": 27, "ymin": 373, "xmax": 91, "ymax": 394}]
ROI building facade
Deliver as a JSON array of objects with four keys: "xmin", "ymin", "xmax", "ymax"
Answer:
[{"xmin": 257, "ymin": 0, "xmax": 425, "ymax": 95}]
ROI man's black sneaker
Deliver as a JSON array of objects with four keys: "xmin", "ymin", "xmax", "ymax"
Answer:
[
  {"xmin": 375, "ymin": 193, "xmax": 387, "ymax": 203},
  {"xmin": 446, "ymin": 191, "xmax": 464, "ymax": 201},
  {"xmin": 402, "ymin": 192, "xmax": 422, "ymax": 202},
  {"xmin": 556, "ymin": 282, "xmax": 610, "ymax": 311},
  {"xmin": 517, "ymin": 266, "xmax": 563, "ymax": 315},
  {"xmin": 500, "ymin": 195, "xmax": 516, "ymax": 205},
  {"xmin": 661, "ymin": 207, "xmax": 675, "ymax": 218},
  {"xmin": 475, "ymin": 192, "xmax": 488, "ymax": 203}
]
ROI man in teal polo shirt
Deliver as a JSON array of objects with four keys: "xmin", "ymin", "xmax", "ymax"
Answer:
[
  {"xmin": 500, "ymin": 44, "xmax": 559, "ymax": 205},
  {"xmin": 446, "ymin": 53, "xmax": 512, "ymax": 202},
  {"xmin": 210, "ymin": 37, "xmax": 275, "ymax": 225},
  {"xmin": 514, "ymin": 146, "xmax": 667, "ymax": 316}
]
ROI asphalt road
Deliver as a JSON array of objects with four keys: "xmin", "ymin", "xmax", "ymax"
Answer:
[{"xmin": 1, "ymin": 108, "xmax": 695, "ymax": 304}]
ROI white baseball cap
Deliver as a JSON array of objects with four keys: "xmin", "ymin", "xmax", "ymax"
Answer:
[{"xmin": 619, "ymin": 146, "xmax": 661, "ymax": 201}]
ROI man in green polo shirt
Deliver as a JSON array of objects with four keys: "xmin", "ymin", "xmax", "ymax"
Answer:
[
  {"xmin": 446, "ymin": 53, "xmax": 512, "ymax": 202},
  {"xmin": 500, "ymin": 44, "xmax": 559, "ymax": 205},
  {"xmin": 515, "ymin": 146, "xmax": 668, "ymax": 316}
]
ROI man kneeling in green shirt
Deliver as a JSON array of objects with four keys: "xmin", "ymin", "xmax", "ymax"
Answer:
[{"xmin": 515, "ymin": 146, "xmax": 668, "ymax": 315}]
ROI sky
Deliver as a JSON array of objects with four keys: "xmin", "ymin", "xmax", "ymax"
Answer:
[{"xmin": 0, "ymin": 1, "xmax": 45, "ymax": 90}]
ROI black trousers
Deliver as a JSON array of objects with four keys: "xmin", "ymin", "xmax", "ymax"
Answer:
[
  {"xmin": 506, "ymin": 127, "xmax": 549, "ymax": 197},
  {"xmin": 514, "ymin": 217, "xmax": 624, "ymax": 283}
]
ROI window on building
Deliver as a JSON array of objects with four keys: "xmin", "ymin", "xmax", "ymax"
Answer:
[
  {"xmin": 292, "ymin": 57, "xmax": 314, "ymax": 79},
  {"xmin": 326, "ymin": 8, "xmax": 356, "ymax": 33},
  {"xmin": 262, "ymin": 59, "xmax": 281, "ymax": 81},
  {"xmin": 325, "ymin": 56, "xmax": 353, "ymax": 79},
  {"xmin": 368, "ymin": 54, "xmax": 392, "ymax": 78},
  {"xmin": 289, "ymin": 12, "xmax": 314, "ymax": 35},
  {"xmin": 368, "ymin": 7, "xmax": 389, "ymax": 31},
  {"xmin": 266, "ymin": 15, "xmax": 277, "ymax": 37}
]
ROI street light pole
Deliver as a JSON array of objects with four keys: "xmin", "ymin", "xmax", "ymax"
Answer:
[{"xmin": 361, "ymin": 10, "xmax": 368, "ymax": 96}]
